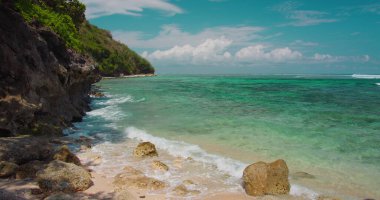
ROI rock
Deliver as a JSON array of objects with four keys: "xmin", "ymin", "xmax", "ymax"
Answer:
[
  {"xmin": 114, "ymin": 166, "xmax": 165, "ymax": 191},
  {"xmin": 0, "ymin": 136, "xmax": 54, "ymax": 164},
  {"xmin": 53, "ymin": 145, "xmax": 81, "ymax": 166},
  {"xmin": 133, "ymin": 142, "xmax": 158, "ymax": 158},
  {"xmin": 172, "ymin": 184, "xmax": 201, "ymax": 196},
  {"xmin": 36, "ymin": 160, "xmax": 93, "ymax": 193},
  {"xmin": 242, "ymin": 159, "xmax": 290, "ymax": 196},
  {"xmin": 89, "ymin": 91, "xmax": 105, "ymax": 98},
  {"xmin": 293, "ymin": 171, "xmax": 315, "ymax": 179},
  {"xmin": 44, "ymin": 192, "xmax": 74, "ymax": 200},
  {"xmin": 0, "ymin": 161, "xmax": 19, "ymax": 178},
  {"xmin": 16, "ymin": 160, "xmax": 46, "ymax": 179},
  {"xmin": 151, "ymin": 160, "xmax": 169, "ymax": 171}
]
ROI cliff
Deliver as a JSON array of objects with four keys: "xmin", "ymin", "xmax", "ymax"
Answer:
[{"xmin": 0, "ymin": 4, "xmax": 100, "ymax": 136}]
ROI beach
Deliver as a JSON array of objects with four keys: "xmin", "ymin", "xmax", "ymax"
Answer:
[{"xmin": 64, "ymin": 74, "xmax": 380, "ymax": 199}]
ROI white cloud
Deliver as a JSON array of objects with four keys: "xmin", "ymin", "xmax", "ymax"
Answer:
[
  {"xmin": 274, "ymin": 1, "xmax": 338, "ymax": 26},
  {"xmin": 112, "ymin": 25, "xmax": 264, "ymax": 49},
  {"xmin": 81, "ymin": 0, "xmax": 183, "ymax": 19},
  {"xmin": 142, "ymin": 37, "xmax": 233, "ymax": 64},
  {"xmin": 313, "ymin": 53, "xmax": 370, "ymax": 62},
  {"xmin": 235, "ymin": 45, "xmax": 303, "ymax": 62},
  {"xmin": 291, "ymin": 40, "xmax": 319, "ymax": 47}
]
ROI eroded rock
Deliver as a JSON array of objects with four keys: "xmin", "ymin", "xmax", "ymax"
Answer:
[
  {"xmin": 133, "ymin": 142, "xmax": 158, "ymax": 158},
  {"xmin": 242, "ymin": 159, "xmax": 290, "ymax": 196},
  {"xmin": 36, "ymin": 160, "xmax": 92, "ymax": 193},
  {"xmin": 53, "ymin": 145, "xmax": 81, "ymax": 166}
]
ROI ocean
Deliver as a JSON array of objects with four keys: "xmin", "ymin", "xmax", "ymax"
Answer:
[{"xmin": 68, "ymin": 75, "xmax": 380, "ymax": 199}]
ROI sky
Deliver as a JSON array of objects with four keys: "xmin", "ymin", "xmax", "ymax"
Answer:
[{"xmin": 81, "ymin": 0, "xmax": 380, "ymax": 74}]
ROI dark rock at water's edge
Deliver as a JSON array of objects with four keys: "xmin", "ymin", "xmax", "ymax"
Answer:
[{"xmin": 0, "ymin": 4, "xmax": 101, "ymax": 136}]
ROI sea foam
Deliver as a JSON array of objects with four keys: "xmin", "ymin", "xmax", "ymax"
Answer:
[
  {"xmin": 124, "ymin": 126, "xmax": 246, "ymax": 179},
  {"xmin": 352, "ymin": 74, "xmax": 380, "ymax": 79}
]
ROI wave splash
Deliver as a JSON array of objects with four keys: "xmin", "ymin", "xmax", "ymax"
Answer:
[
  {"xmin": 124, "ymin": 126, "xmax": 319, "ymax": 199},
  {"xmin": 352, "ymin": 74, "xmax": 380, "ymax": 79}
]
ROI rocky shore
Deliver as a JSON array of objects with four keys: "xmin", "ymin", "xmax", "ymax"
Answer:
[
  {"xmin": 0, "ymin": 130, "xmax": 344, "ymax": 200},
  {"xmin": 0, "ymin": 3, "xmax": 100, "ymax": 137}
]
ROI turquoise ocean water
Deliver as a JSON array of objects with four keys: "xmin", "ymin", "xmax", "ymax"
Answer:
[{"xmin": 71, "ymin": 75, "xmax": 380, "ymax": 199}]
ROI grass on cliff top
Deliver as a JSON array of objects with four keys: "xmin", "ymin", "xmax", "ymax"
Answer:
[
  {"xmin": 79, "ymin": 22, "xmax": 154, "ymax": 76},
  {"xmin": 13, "ymin": 0, "xmax": 154, "ymax": 76}
]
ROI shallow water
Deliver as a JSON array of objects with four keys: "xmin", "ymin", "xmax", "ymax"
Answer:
[{"xmin": 69, "ymin": 75, "xmax": 380, "ymax": 199}]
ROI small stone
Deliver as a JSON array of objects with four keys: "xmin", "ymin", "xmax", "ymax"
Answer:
[
  {"xmin": 151, "ymin": 160, "xmax": 169, "ymax": 171},
  {"xmin": 172, "ymin": 184, "xmax": 201, "ymax": 196},
  {"xmin": 0, "ymin": 161, "xmax": 19, "ymax": 178},
  {"xmin": 53, "ymin": 145, "xmax": 82, "ymax": 166},
  {"xmin": 133, "ymin": 142, "xmax": 158, "ymax": 158},
  {"xmin": 139, "ymin": 195, "xmax": 145, "ymax": 198}
]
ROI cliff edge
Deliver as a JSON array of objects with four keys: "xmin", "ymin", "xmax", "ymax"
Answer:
[{"xmin": 0, "ymin": 4, "xmax": 100, "ymax": 136}]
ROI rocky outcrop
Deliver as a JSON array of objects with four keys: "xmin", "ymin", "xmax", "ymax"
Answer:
[
  {"xmin": 242, "ymin": 159, "xmax": 290, "ymax": 196},
  {"xmin": 36, "ymin": 160, "xmax": 93, "ymax": 193},
  {"xmin": 16, "ymin": 160, "xmax": 46, "ymax": 179},
  {"xmin": 0, "ymin": 4, "xmax": 100, "ymax": 137},
  {"xmin": 133, "ymin": 142, "xmax": 158, "ymax": 158},
  {"xmin": 0, "ymin": 136, "xmax": 54, "ymax": 164},
  {"xmin": 0, "ymin": 161, "xmax": 19, "ymax": 178},
  {"xmin": 53, "ymin": 145, "xmax": 82, "ymax": 166},
  {"xmin": 114, "ymin": 166, "xmax": 166, "ymax": 191},
  {"xmin": 151, "ymin": 160, "xmax": 169, "ymax": 171}
]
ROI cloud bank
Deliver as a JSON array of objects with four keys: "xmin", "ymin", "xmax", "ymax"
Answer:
[{"xmin": 81, "ymin": 0, "xmax": 183, "ymax": 19}]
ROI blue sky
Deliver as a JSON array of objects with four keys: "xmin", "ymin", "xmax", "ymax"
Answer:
[{"xmin": 82, "ymin": 0, "xmax": 380, "ymax": 74}]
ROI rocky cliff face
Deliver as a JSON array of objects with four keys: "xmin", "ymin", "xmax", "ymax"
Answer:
[{"xmin": 0, "ymin": 5, "xmax": 100, "ymax": 137}]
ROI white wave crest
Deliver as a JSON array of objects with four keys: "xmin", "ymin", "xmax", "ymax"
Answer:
[
  {"xmin": 376, "ymin": 83, "xmax": 380, "ymax": 86},
  {"xmin": 352, "ymin": 74, "xmax": 380, "ymax": 79},
  {"xmin": 87, "ymin": 106, "xmax": 126, "ymax": 121},
  {"xmin": 125, "ymin": 126, "xmax": 246, "ymax": 178}
]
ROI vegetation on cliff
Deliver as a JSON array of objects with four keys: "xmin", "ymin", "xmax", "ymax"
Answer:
[{"xmin": 13, "ymin": 0, "xmax": 154, "ymax": 76}]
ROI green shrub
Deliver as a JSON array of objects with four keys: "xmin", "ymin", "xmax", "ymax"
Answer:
[{"xmin": 15, "ymin": 0, "xmax": 80, "ymax": 50}]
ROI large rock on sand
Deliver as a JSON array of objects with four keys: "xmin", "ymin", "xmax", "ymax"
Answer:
[
  {"xmin": 36, "ymin": 160, "xmax": 93, "ymax": 193},
  {"xmin": 114, "ymin": 166, "xmax": 165, "ymax": 191},
  {"xmin": 0, "ymin": 161, "xmax": 19, "ymax": 178},
  {"xmin": 133, "ymin": 142, "xmax": 158, "ymax": 158},
  {"xmin": 242, "ymin": 159, "xmax": 290, "ymax": 196},
  {"xmin": 53, "ymin": 145, "xmax": 81, "ymax": 166}
]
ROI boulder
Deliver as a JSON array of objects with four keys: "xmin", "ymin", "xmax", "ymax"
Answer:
[
  {"xmin": 133, "ymin": 142, "xmax": 158, "ymax": 158},
  {"xmin": 151, "ymin": 160, "xmax": 169, "ymax": 171},
  {"xmin": 172, "ymin": 184, "xmax": 201, "ymax": 196},
  {"xmin": 16, "ymin": 160, "xmax": 46, "ymax": 179},
  {"xmin": 114, "ymin": 166, "xmax": 165, "ymax": 191},
  {"xmin": 53, "ymin": 145, "xmax": 81, "ymax": 166},
  {"xmin": 242, "ymin": 159, "xmax": 290, "ymax": 196},
  {"xmin": 36, "ymin": 160, "xmax": 93, "ymax": 193},
  {"xmin": 0, "ymin": 136, "xmax": 54, "ymax": 164},
  {"xmin": 0, "ymin": 161, "xmax": 19, "ymax": 178}
]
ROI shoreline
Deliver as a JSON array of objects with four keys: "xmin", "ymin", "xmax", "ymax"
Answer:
[{"xmin": 102, "ymin": 74, "xmax": 156, "ymax": 79}]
